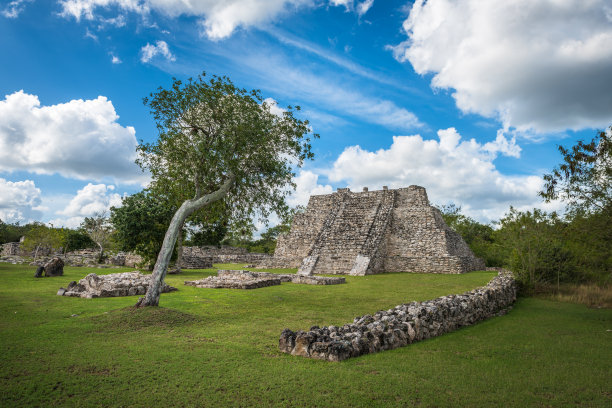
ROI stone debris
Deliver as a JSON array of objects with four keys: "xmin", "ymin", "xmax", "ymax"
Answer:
[
  {"xmin": 260, "ymin": 186, "xmax": 485, "ymax": 275},
  {"xmin": 57, "ymin": 272, "xmax": 177, "ymax": 298},
  {"xmin": 279, "ymin": 270, "xmax": 516, "ymax": 361},
  {"xmin": 185, "ymin": 269, "xmax": 346, "ymax": 290},
  {"xmin": 43, "ymin": 257, "xmax": 64, "ymax": 277},
  {"xmin": 185, "ymin": 270, "xmax": 281, "ymax": 289}
]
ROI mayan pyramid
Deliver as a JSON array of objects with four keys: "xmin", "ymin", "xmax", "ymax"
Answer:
[{"xmin": 260, "ymin": 185, "xmax": 485, "ymax": 275}]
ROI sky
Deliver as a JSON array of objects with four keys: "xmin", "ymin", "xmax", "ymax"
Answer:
[{"xmin": 1, "ymin": 0, "xmax": 611, "ymax": 231}]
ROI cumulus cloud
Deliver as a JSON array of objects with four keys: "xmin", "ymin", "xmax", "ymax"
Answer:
[
  {"xmin": 50, "ymin": 183, "xmax": 123, "ymax": 228},
  {"xmin": 390, "ymin": 0, "xmax": 612, "ymax": 133},
  {"xmin": 140, "ymin": 40, "xmax": 175, "ymax": 63},
  {"xmin": 1, "ymin": 0, "xmax": 32, "ymax": 18},
  {"xmin": 0, "ymin": 178, "xmax": 43, "ymax": 224},
  {"xmin": 0, "ymin": 90, "xmax": 144, "ymax": 184},
  {"xmin": 110, "ymin": 53, "xmax": 122, "ymax": 64},
  {"xmin": 288, "ymin": 170, "xmax": 334, "ymax": 207},
  {"xmin": 59, "ymin": 0, "xmax": 316, "ymax": 40},
  {"xmin": 326, "ymin": 128, "xmax": 555, "ymax": 222}
]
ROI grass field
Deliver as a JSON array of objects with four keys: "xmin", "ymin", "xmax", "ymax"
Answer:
[{"xmin": 1, "ymin": 263, "xmax": 610, "ymax": 407}]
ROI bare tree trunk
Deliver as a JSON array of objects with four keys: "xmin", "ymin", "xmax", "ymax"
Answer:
[
  {"xmin": 175, "ymin": 224, "xmax": 184, "ymax": 273},
  {"xmin": 136, "ymin": 175, "xmax": 235, "ymax": 307},
  {"xmin": 34, "ymin": 244, "xmax": 40, "ymax": 262}
]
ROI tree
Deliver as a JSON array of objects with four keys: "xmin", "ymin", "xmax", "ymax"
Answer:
[
  {"xmin": 135, "ymin": 72, "xmax": 316, "ymax": 306},
  {"xmin": 540, "ymin": 126, "xmax": 612, "ymax": 213},
  {"xmin": 21, "ymin": 223, "xmax": 63, "ymax": 261},
  {"xmin": 110, "ymin": 190, "xmax": 177, "ymax": 268},
  {"xmin": 81, "ymin": 212, "xmax": 113, "ymax": 262},
  {"xmin": 62, "ymin": 229, "xmax": 96, "ymax": 253}
]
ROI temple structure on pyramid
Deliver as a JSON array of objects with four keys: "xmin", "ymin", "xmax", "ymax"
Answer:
[{"xmin": 259, "ymin": 185, "xmax": 485, "ymax": 275}]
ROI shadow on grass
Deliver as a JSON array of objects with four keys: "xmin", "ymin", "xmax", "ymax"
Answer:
[{"xmin": 89, "ymin": 306, "xmax": 200, "ymax": 333}]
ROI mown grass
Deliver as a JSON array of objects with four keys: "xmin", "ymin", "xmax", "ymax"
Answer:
[{"xmin": 0, "ymin": 263, "xmax": 610, "ymax": 407}]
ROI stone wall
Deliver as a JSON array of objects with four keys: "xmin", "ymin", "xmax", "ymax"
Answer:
[
  {"xmin": 181, "ymin": 246, "xmax": 271, "ymax": 268},
  {"xmin": 279, "ymin": 270, "xmax": 516, "ymax": 361},
  {"xmin": 260, "ymin": 186, "xmax": 485, "ymax": 275}
]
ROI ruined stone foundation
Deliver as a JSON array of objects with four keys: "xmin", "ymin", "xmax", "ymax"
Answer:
[{"xmin": 260, "ymin": 186, "xmax": 485, "ymax": 275}]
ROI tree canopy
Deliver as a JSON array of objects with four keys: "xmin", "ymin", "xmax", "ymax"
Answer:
[
  {"xmin": 135, "ymin": 72, "xmax": 317, "ymax": 306},
  {"xmin": 540, "ymin": 126, "xmax": 611, "ymax": 213}
]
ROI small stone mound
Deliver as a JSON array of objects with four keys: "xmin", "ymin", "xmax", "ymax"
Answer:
[
  {"xmin": 57, "ymin": 272, "xmax": 177, "ymax": 298},
  {"xmin": 185, "ymin": 270, "xmax": 281, "ymax": 289}
]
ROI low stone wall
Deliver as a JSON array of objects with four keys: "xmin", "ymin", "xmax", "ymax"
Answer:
[
  {"xmin": 279, "ymin": 270, "xmax": 516, "ymax": 361},
  {"xmin": 181, "ymin": 246, "xmax": 272, "ymax": 267},
  {"xmin": 57, "ymin": 272, "xmax": 177, "ymax": 298}
]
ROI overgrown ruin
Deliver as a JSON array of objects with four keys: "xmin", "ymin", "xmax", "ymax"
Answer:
[{"xmin": 260, "ymin": 185, "xmax": 485, "ymax": 275}]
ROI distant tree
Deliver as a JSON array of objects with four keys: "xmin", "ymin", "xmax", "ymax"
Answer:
[
  {"xmin": 62, "ymin": 229, "xmax": 96, "ymax": 253},
  {"xmin": 81, "ymin": 212, "xmax": 113, "ymax": 262},
  {"xmin": 496, "ymin": 208, "xmax": 574, "ymax": 291},
  {"xmin": 540, "ymin": 126, "xmax": 612, "ymax": 213},
  {"xmin": 0, "ymin": 220, "xmax": 29, "ymax": 244},
  {"xmin": 110, "ymin": 190, "xmax": 176, "ymax": 268},
  {"xmin": 21, "ymin": 223, "xmax": 63, "ymax": 261},
  {"xmin": 135, "ymin": 72, "xmax": 316, "ymax": 306},
  {"xmin": 438, "ymin": 204, "xmax": 503, "ymax": 267}
]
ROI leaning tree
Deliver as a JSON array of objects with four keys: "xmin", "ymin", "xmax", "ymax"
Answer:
[{"xmin": 135, "ymin": 72, "xmax": 316, "ymax": 307}]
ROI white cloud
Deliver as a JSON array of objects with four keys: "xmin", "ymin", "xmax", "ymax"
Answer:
[
  {"xmin": 326, "ymin": 128, "xmax": 555, "ymax": 222},
  {"xmin": 110, "ymin": 53, "xmax": 122, "ymax": 64},
  {"xmin": 1, "ymin": 0, "xmax": 32, "ymax": 18},
  {"xmin": 288, "ymin": 170, "xmax": 333, "ymax": 207},
  {"xmin": 0, "ymin": 90, "xmax": 145, "ymax": 184},
  {"xmin": 263, "ymin": 97, "xmax": 285, "ymax": 117},
  {"xmin": 357, "ymin": 0, "xmax": 374, "ymax": 17},
  {"xmin": 390, "ymin": 0, "xmax": 612, "ymax": 134},
  {"xmin": 330, "ymin": 0, "xmax": 352, "ymax": 11},
  {"xmin": 50, "ymin": 183, "xmax": 123, "ymax": 228},
  {"xmin": 237, "ymin": 51, "xmax": 422, "ymax": 131},
  {"xmin": 0, "ymin": 178, "xmax": 43, "ymax": 224},
  {"xmin": 140, "ymin": 40, "xmax": 175, "ymax": 63},
  {"xmin": 59, "ymin": 0, "xmax": 316, "ymax": 40}
]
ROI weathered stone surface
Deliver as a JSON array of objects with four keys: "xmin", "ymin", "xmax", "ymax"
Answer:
[
  {"xmin": 34, "ymin": 266, "xmax": 44, "ymax": 278},
  {"xmin": 219, "ymin": 270, "xmax": 345, "ymax": 285},
  {"xmin": 279, "ymin": 270, "xmax": 516, "ymax": 361},
  {"xmin": 44, "ymin": 257, "xmax": 64, "ymax": 277},
  {"xmin": 181, "ymin": 246, "xmax": 270, "ymax": 268},
  {"xmin": 57, "ymin": 272, "xmax": 177, "ymax": 298},
  {"xmin": 260, "ymin": 186, "xmax": 485, "ymax": 275},
  {"xmin": 185, "ymin": 271, "xmax": 281, "ymax": 289},
  {"xmin": 185, "ymin": 269, "xmax": 346, "ymax": 290}
]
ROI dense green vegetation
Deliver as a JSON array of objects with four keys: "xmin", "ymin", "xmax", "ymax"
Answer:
[{"xmin": 0, "ymin": 263, "xmax": 610, "ymax": 407}]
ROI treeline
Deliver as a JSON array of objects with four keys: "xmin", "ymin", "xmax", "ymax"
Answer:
[{"xmin": 440, "ymin": 204, "xmax": 611, "ymax": 292}]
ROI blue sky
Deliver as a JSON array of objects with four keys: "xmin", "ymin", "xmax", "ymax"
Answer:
[{"xmin": 1, "ymin": 0, "xmax": 611, "ymax": 229}]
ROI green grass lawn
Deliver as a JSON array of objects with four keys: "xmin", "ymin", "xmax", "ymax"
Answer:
[{"xmin": 1, "ymin": 263, "xmax": 610, "ymax": 407}]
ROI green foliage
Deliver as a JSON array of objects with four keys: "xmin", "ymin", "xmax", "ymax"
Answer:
[
  {"xmin": 110, "ymin": 190, "xmax": 177, "ymax": 267},
  {"xmin": 21, "ymin": 223, "xmax": 64, "ymax": 259},
  {"xmin": 187, "ymin": 220, "xmax": 228, "ymax": 246},
  {"xmin": 540, "ymin": 125, "xmax": 612, "ymax": 213},
  {"xmin": 0, "ymin": 220, "xmax": 31, "ymax": 244},
  {"xmin": 62, "ymin": 229, "xmax": 96, "ymax": 252},
  {"xmin": 139, "ymin": 71, "xmax": 317, "ymax": 231},
  {"xmin": 438, "ymin": 204, "xmax": 504, "ymax": 267}
]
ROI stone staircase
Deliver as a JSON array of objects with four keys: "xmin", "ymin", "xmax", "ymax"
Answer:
[{"xmin": 299, "ymin": 189, "xmax": 396, "ymax": 275}]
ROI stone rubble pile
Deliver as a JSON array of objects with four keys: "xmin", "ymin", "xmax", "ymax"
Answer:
[
  {"xmin": 185, "ymin": 270, "xmax": 282, "ymax": 289},
  {"xmin": 185, "ymin": 270, "xmax": 346, "ymax": 290},
  {"xmin": 279, "ymin": 270, "xmax": 516, "ymax": 361},
  {"xmin": 57, "ymin": 272, "xmax": 177, "ymax": 298}
]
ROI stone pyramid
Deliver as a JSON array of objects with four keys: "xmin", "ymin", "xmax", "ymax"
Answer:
[{"xmin": 260, "ymin": 185, "xmax": 485, "ymax": 275}]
